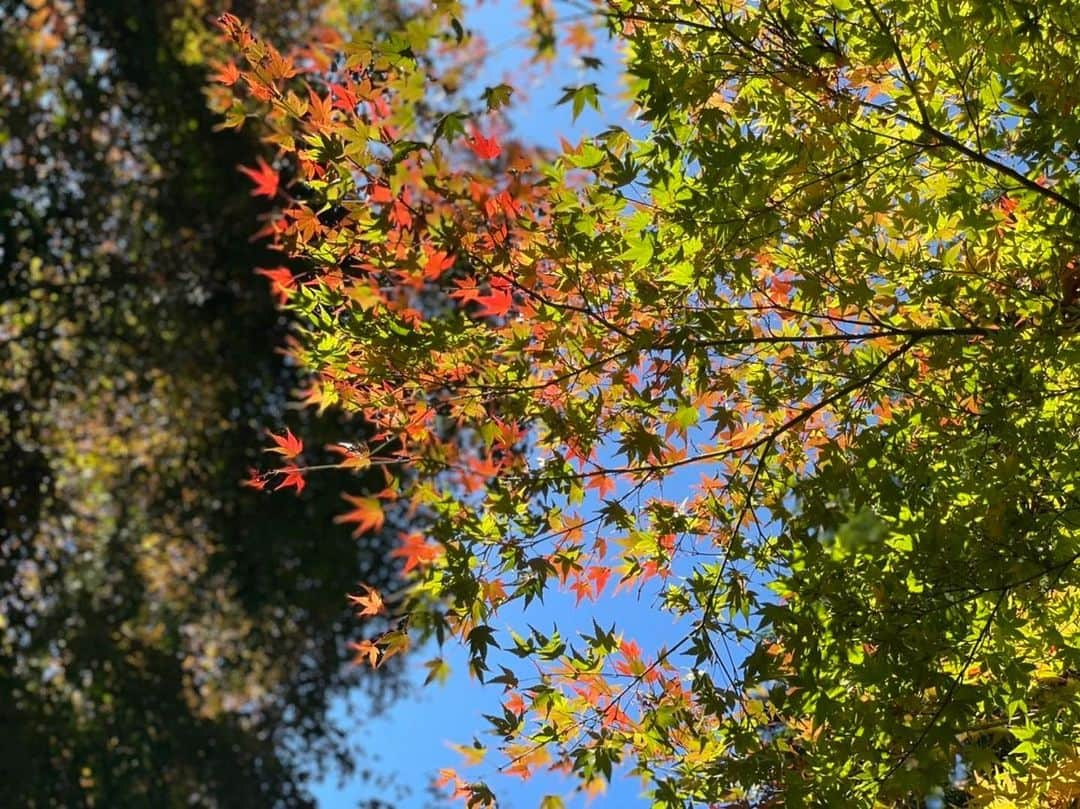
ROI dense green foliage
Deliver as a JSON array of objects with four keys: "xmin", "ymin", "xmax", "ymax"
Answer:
[{"xmin": 0, "ymin": 2, "xmax": 404, "ymax": 806}]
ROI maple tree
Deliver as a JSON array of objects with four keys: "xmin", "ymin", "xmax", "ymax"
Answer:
[{"xmin": 219, "ymin": 0, "xmax": 1080, "ymax": 806}]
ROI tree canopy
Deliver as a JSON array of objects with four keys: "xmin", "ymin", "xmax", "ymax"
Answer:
[{"xmin": 223, "ymin": 0, "xmax": 1075, "ymax": 805}]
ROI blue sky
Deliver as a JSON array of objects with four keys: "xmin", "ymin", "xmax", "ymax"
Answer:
[{"xmin": 311, "ymin": 3, "xmax": 679, "ymax": 806}]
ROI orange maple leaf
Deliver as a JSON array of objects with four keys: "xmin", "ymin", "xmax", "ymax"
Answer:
[
  {"xmin": 564, "ymin": 21, "xmax": 596, "ymax": 52},
  {"xmin": 434, "ymin": 768, "xmax": 458, "ymax": 790},
  {"xmin": 504, "ymin": 692, "xmax": 526, "ymax": 715},
  {"xmin": 570, "ymin": 575, "xmax": 593, "ymax": 605},
  {"xmin": 449, "ymin": 276, "xmax": 482, "ymax": 304},
  {"xmin": 307, "ymin": 87, "xmax": 333, "ymax": 127},
  {"xmin": 423, "ymin": 248, "xmax": 455, "ymax": 281},
  {"xmin": 586, "ymin": 473, "xmax": 616, "ymax": 499},
  {"xmin": 211, "ymin": 60, "xmax": 241, "ymax": 86},
  {"xmin": 238, "ymin": 157, "xmax": 279, "ymax": 198},
  {"xmin": 368, "ymin": 183, "xmax": 394, "ymax": 204},
  {"xmin": 349, "ymin": 639, "xmax": 380, "ymax": 667},
  {"xmin": 587, "ymin": 565, "xmax": 612, "ymax": 598},
  {"xmin": 335, "ymin": 494, "xmax": 385, "ymax": 535},
  {"xmin": 348, "ymin": 584, "xmax": 385, "ymax": 617},
  {"xmin": 266, "ymin": 427, "xmax": 303, "ymax": 459}
]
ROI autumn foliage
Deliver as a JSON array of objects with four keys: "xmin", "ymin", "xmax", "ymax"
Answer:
[{"xmin": 213, "ymin": 2, "xmax": 1080, "ymax": 806}]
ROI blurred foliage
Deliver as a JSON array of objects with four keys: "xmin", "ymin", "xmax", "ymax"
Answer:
[{"xmin": 0, "ymin": 1, "xmax": 405, "ymax": 805}]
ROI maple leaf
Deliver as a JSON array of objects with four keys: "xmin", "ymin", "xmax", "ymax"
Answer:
[
  {"xmin": 369, "ymin": 184, "xmax": 394, "ymax": 204},
  {"xmin": 482, "ymin": 83, "xmax": 514, "ymax": 111},
  {"xmin": 330, "ymin": 81, "xmax": 359, "ymax": 112},
  {"xmin": 326, "ymin": 442, "xmax": 372, "ymax": 470},
  {"xmin": 475, "ymin": 279, "xmax": 513, "ymax": 318},
  {"xmin": 379, "ymin": 629, "xmax": 410, "ymax": 664},
  {"xmin": 391, "ymin": 532, "xmax": 441, "ymax": 573},
  {"xmin": 390, "ymin": 198, "xmax": 413, "ymax": 229},
  {"xmin": 565, "ymin": 22, "xmax": 597, "ymax": 53},
  {"xmin": 505, "ymin": 692, "xmax": 526, "ymax": 715},
  {"xmin": 349, "ymin": 639, "xmax": 380, "ymax": 668},
  {"xmin": 423, "ymin": 249, "xmax": 455, "ymax": 281},
  {"xmin": 449, "ymin": 276, "xmax": 482, "ymax": 304},
  {"xmin": 614, "ymin": 639, "xmax": 646, "ymax": 677},
  {"xmin": 238, "ymin": 157, "xmax": 279, "ymax": 198},
  {"xmin": 244, "ymin": 73, "xmax": 274, "ymax": 102},
  {"xmin": 450, "ymin": 742, "xmax": 487, "ymax": 768},
  {"xmin": 587, "ymin": 565, "xmax": 612, "ymax": 598},
  {"xmin": 586, "ymin": 473, "xmax": 616, "ymax": 499},
  {"xmin": 275, "ymin": 465, "xmax": 306, "ymax": 494},
  {"xmin": 570, "ymin": 576, "xmax": 593, "ymax": 605},
  {"xmin": 468, "ymin": 126, "xmax": 502, "ymax": 160},
  {"xmin": 503, "ymin": 744, "xmax": 550, "ymax": 780},
  {"xmin": 348, "ymin": 584, "xmax": 385, "ymax": 617},
  {"xmin": 307, "ymin": 87, "xmax": 333, "ymax": 127},
  {"xmin": 434, "ymin": 769, "xmax": 458, "ymax": 790},
  {"xmin": 255, "ymin": 266, "xmax": 295, "ymax": 305},
  {"xmin": 263, "ymin": 47, "xmax": 297, "ymax": 81},
  {"xmin": 266, "ymin": 427, "xmax": 303, "ymax": 458},
  {"xmin": 242, "ymin": 468, "xmax": 268, "ymax": 490},
  {"xmin": 211, "ymin": 60, "xmax": 241, "ymax": 86},
  {"xmin": 334, "ymin": 494, "xmax": 385, "ymax": 535},
  {"xmin": 370, "ymin": 93, "xmax": 390, "ymax": 119}
]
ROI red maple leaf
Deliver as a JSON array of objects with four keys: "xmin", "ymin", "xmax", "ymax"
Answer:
[
  {"xmin": 370, "ymin": 94, "xmax": 390, "ymax": 119},
  {"xmin": 330, "ymin": 82, "xmax": 359, "ymax": 112},
  {"xmin": 391, "ymin": 532, "xmax": 441, "ymax": 573},
  {"xmin": 242, "ymin": 468, "xmax": 268, "ymax": 490},
  {"xmin": 475, "ymin": 278, "xmax": 513, "ymax": 318},
  {"xmin": 266, "ymin": 427, "xmax": 303, "ymax": 458},
  {"xmin": 468, "ymin": 126, "xmax": 502, "ymax": 160},
  {"xmin": 275, "ymin": 465, "xmax": 306, "ymax": 494},
  {"xmin": 570, "ymin": 575, "xmax": 593, "ymax": 605},
  {"xmin": 335, "ymin": 494, "xmax": 385, "ymax": 535},
  {"xmin": 255, "ymin": 266, "xmax": 295, "ymax": 304},
  {"xmin": 238, "ymin": 157, "xmax": 279, "ymax": 198}
]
